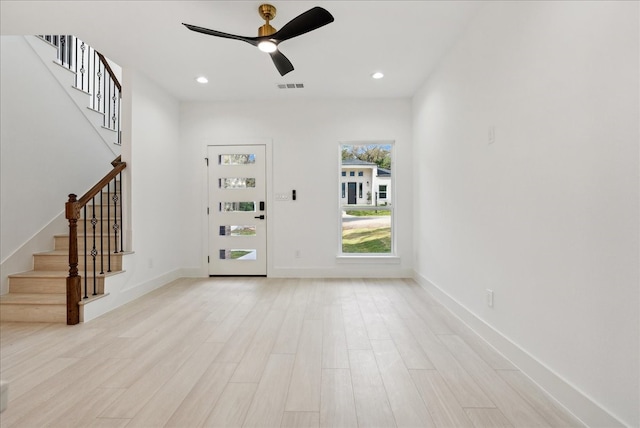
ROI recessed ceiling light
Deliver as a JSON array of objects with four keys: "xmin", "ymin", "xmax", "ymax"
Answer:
[
  {"xmin": 196, "ymin": 76, "xmax": 209, "ymax": 84},
  {"xmin": 371, "ymin": 72, "xmax": 384, "ymax": 79}
]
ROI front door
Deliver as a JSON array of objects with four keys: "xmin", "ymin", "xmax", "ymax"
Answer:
[
  {"xmin": 208, "ymin": 145, "xmax": 267, "ymax": 275},
  {"xmin": 348, "ymin": 182, "xmax": 357, "ymax": 204}
]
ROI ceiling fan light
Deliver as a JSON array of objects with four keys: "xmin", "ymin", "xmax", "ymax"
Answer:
[
  {"xmin": 195, "ymin": 76, "xmax": 209, "ymax": 84},
  {"xmin": 258, "ymin": 40, "xmax": 277, "ymax": 53},
  {"xmin": 372, "ymin": 72, "xmax": 384, "ymax": 79}
]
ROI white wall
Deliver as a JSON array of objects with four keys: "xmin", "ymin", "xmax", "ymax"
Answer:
[
  {"xmin": 412, "ymin": 1, "xmax": 638, "ymax": 426},
  {"xmin": 180, "ymin": 99, "xmax": 413, "ymax": 277},
  {"xmin": 122, "ymin": 69, "xmax": 184, "ymax": 288},
  {"xmin": 0, "ymin": 36, "xmax": 116, "ymax": 292}
]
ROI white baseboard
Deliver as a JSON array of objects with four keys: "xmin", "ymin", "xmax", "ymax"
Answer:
[
  {"xmin": 178, "ymin": 267, "xmax": 206, "ymax": 278},
  {"xmin": 413, "ymin": 271, "xmax": 625, "ymax": 428},
  {"xmin": 82, "ymin": 267, "xmax": 183, "ymax": 323}
]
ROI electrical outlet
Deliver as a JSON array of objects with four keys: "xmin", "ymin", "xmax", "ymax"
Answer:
[{"xmin": 486, "ymin": 289, "xmax": 494, "ymax": 307}]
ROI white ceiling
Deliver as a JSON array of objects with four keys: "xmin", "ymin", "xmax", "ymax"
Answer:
[{"xmin": 0, "ymin": 1, "xmax": 483, "ymax": 101}]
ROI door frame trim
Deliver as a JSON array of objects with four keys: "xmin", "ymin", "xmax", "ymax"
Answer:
[{"xmin": 202, "ymin": 139, "xmax": 273, "ymax": 277}]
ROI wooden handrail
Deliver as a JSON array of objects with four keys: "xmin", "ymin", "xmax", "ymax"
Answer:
[
  {"xmin": 66, "ymin": 157, "xmax": 126, "ymax": 325},
  {"xmin": 96, "ymin": 52, "xmax": 122, "ymax": 92},
  {"xmin": 77, "ymin": 161, "xmax": 125, "ymax": 207}
]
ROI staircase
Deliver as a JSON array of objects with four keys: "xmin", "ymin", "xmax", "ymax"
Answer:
[
  {"xmin": 0, "ymin": 35, "xmax": 127, "ymax": 323},
  {"xmin": 0, "ymin": 185, "xmax": 127, "ymax": 323},
  {"xmin": 25, "ymin": 34, "xmax": 122, "ymax": 150}
]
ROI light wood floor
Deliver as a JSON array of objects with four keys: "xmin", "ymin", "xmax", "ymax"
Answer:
[{"xmin": 0, "ymin": 277, "xmax": 584, "ymax": 428}]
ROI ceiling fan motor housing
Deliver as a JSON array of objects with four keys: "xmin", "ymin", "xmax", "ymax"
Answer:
[{"xmin": 259, "ymin": 23, "xmax": 276, "ymax": 37}]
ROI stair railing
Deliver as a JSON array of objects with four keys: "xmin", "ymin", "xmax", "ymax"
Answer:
[
  {"xmin": 66, "ymin": 157, "xmax": 126, "ymax": 325},
  {"xmin": 38, "ymin": 35, "xmax": 122, "ymax": 146}
]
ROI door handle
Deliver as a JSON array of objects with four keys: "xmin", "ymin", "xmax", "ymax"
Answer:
[{"xmin": 254, "ymin": 215, "xmax": 265, "ymax": 220}]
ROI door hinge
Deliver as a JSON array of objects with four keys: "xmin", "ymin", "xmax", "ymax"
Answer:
[
  {"xmin": 207, "ymin": 207, "xmax": 210, "ymax": 215},
  {"xmin": 205, "ymin": 157, "xmax": 209, "ymax": 166},
  {"xmin": 208, "ymin": 256, "xmax": 210, "ymax": 263}
]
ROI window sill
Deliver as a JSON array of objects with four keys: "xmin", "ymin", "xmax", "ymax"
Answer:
[{"xmin": 336, "ymin": 255, "xmax": 400, "ymax": 264}]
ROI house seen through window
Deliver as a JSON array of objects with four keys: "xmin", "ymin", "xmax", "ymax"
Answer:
[{"xmin": 339, "ymin": 143, "xmax": 393, "ymax": 254}]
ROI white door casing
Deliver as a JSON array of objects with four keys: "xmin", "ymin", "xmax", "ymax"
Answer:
[{"xmin": 208, "ymin": 145, "xmax": 267, "ymax": 275}]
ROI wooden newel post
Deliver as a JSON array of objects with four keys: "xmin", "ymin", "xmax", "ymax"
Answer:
[{"xmin": 66, "ymin": 194, "xmax": 81, "ymax": 325}]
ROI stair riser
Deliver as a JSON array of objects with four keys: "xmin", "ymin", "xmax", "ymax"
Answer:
[
  {"xmin": 9, "ymin": 276, "xmax": 105, "ymax": 294},
  {"xmin": 55, "ymin": 236, "xmax": 120, "ymax": 251},
  {"xmin": 34, "ymin": 255, "xmax": 123, "ymax": 272},
  {"xmin": 9, "ymin": 277, "xmax": 66, "ymax": 293},
  {"xmin": 0, "ymin": 303, "xmax": 66, "ymax": 323}
]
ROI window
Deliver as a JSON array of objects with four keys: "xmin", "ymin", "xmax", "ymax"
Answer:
[
  {"xmin": 219, "ymin": 154, "xmax": 255, "ymax": 165},
  {"xmin": 339, "ymin": 142, "xmax": 393, "ymax": 255},
  {"xmin": 341, "ymin": 171, "xmax": 346, "ymax": 177}
]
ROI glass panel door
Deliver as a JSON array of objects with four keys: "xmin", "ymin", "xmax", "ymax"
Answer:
[{"xmin": 208, "ymin": 145, "xmax": 266, "ymax": 275}]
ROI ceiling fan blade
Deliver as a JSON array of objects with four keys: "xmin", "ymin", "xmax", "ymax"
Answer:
[
  {"xmin": 272, "ymin": 7, "xmax": 334, "ymax": 42},
  {"xmin": 269, "ymin": 50, "xmax": 294, "ymax": 76},
  {"xmin": 182, "ymin": 23, "xmax": 259, "ymax": 47}
]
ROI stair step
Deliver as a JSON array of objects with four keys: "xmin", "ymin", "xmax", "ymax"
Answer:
[
  {"xmin": 33, "ymin": 250, "xmax": 124, "ymax": 271},
  {"xmin": 0, "ymin": 293, "xmax": 65, "ymax": 304},
  {"xmin": 54, "ymin": 234, "xmax": 121, "ymax": 251},
  {"xmin": 9, "ymin": 270, "xmax": 67, "ymax": 293},
  {"xmin": 8, "ymin": 270, "xmax": 123, "ymax": 294},
  {"xmin": 0, "ymin": 293, "xmax": 66, "ymax": 323}
]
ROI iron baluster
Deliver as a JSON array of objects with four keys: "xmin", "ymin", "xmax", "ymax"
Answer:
[
  {"xmin": 100, "ymin": 189, "xmax": 104, "ymax": 275},
  {"xmin": 112, "ymin": 91, "xmax": 117, "ymax": 130},
  {"xmin": 83, "ymin": 205, "xmax": 88, "ymax": 299},
  {"xmin": 105, "ymin": 77, "xmax": 111, "ymax": 128},
  {"xmin": 119, "ymin": 172, "xmax": 124, "ymax": 252},
  {"xmin": 90, "ymin": 197, "xmax": 98, "ymax": 296},
  {"xmin": 74, "ymin": 37, "xmax": 78, "ymax": 80},
  {"xmin": 60, "ymin": 35, "xmax": 66, "ymax": 66},
  {"xmin": 66, "ymin": 35, "xmax": 72, "ymax": 67},
  {"xmin": 79, "ymin": 41, "xmax": 86, "ymax": 92},
  {"xmin": 107, "ymin": 181, "xmax": 111, "ymax": 272},
  {"xmin": 96, "ymin": 56, "xmax": 103, "ymax": 114},
  {"xmin": 117, "ymin": 95, "xmax": 122, "ymax": 145},
  {"xmin": 112, "ymin": 180, "xmax": 120, "ymax": 253}
]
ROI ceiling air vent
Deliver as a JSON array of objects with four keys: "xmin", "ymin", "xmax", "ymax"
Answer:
[{"xmin": 277, "ymin": 83, "xmax": 305, "ymax": 89}]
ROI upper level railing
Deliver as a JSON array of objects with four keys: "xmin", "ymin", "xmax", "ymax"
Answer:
[
  {"xmin": 66, "ymin": 156, "xmax": 126, "ymax": 325},
  {"xmin": 38, "ymin": 35, "xmax": 121, "ymax": 146}
]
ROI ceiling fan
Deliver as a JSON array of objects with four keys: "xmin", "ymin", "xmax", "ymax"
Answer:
[{"xmin": 182, "ymin": 4, "xmax": 334, "ymax": 76}]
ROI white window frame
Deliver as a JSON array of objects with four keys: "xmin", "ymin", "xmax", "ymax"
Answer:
[{"xmin": 338, "ymin": 141, "xmax": 396, "ymax": 259}]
